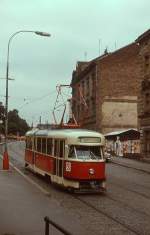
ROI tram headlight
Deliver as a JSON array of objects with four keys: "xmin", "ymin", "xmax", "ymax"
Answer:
[{"xmin": 89, "ymin": 168, "xmax": 95, "ymax": 175}]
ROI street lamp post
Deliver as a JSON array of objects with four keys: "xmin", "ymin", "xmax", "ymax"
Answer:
[{"xmin": 3, "ymin": 30, "xmax": 50, "ymax": 170}]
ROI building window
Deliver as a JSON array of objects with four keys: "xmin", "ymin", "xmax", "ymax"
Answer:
[
  {"xmin": 144, "ymin": 131, "xmax": 150, "ymax": 154},
  {"xmin": 78, "ymin": 84, "xmax": 81, "ymax": 103},
  {"xmin": 72, "ymin": 101, "xmax": 76, "ymax": 115},
  {"xmin": 144, "ymin": 92, "xmax": 150, "ymax": 113},
  {"xmin": 72, "ymin": 87, "xmax": 76, "ymax": 96},
  {"xmin": 91, "ymin": 77, "xmax": 96, "ymax": 97},
  {"xmin": 145, "ymin": 93, "xmax": 150, "ymax": 105},
  {"xmin": 144, "ymin": 55, "xmax": 149, "ymax": 73},
  {"xmin": 77, "ymin": 105, "xmax": 80, "ymax": 117},
  {"xmin": 86, "ymin": 99, "xmax": 89, "ymax": 116},
  {"xmin": 82, "ymin": 81, "xmax": 85, "ymax": 96},
  {"xmin": 86, "ymin": 77, "xmax": 90, "ymax": 96},
  {"xmin": 92, "ymin": 99, "xmax": 96, "ymax": 114}
]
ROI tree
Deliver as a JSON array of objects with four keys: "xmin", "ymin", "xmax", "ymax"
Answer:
[
  {"xmin": 0, "ymin": 102, "xmax": 30, "ymax": 136},
  {"xmin": 8, "ymin": 109, "xmax": 29, "ymax": 136}
]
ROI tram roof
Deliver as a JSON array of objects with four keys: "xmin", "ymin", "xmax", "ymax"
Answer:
[{"xmin": 26, "ymin": 128, "xmax": 104, "ymax": 139}]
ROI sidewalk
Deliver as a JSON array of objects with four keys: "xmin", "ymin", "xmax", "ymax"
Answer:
[
  {"xmin": 0, "ymin": 157, "xmax": 85, "ymax": 235},
  {"xmin": 111, "ymin": 156, "xmax": 150, "ymax": 174}
]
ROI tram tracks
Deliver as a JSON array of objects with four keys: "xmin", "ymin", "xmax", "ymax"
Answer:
[
  {"xmin": 108, "ymin": 180, "xmax": 150, "ymax": 200},
  {"xmin": 106, "ymin": 192, "xmax": 150, "ymax": 216},
  {"xmin": 73, "ymin": 194, "xmax": 141, "ymax": 235},
  {"xmin": 112, "ymin": 160, "xmax": 150, "ymax": 175}
]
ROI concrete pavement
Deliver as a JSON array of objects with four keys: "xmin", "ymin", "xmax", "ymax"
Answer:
[{"xmin": 0, "ymin": 157, "xmax": 85, "ymax": 235}]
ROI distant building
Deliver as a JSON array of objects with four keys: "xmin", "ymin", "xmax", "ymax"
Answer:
[
  {"xmin": 71, "ymin": 42, "xmax": 141, "ymax": 133},
  {"xmin": 136, "ymin": 29, "xmax": 150, "ymax": 158}
]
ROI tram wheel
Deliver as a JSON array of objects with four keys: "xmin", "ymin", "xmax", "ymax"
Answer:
[
  {"xmin": 45, "ymin": 174, "xmax": 51, "ymax": 183},
  {"xmin": 67, "ymin": 187, "xmax": 74, "ymax": 193},
  {"xmin": 24, "ymin": 163, "xmax": 28, "ymax": 168}
]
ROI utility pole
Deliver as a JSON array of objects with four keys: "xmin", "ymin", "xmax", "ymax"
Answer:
[{"xmin": 39, "ymin": 116, "xmax": 42, "ymax": 125}]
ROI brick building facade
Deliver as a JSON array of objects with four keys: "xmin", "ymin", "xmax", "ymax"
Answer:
[
  {"xmin": 71, "ymin": 42, "xmax": 141, "ymax": 134},
  {"xmin": 136, "ymin": 29, "xmax": 150, "ymax": 158}
]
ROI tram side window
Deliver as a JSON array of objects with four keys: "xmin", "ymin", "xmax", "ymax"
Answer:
[
  {"xmin": 33, "ymin": 138, "xmax": 36, "ymax": 151},
  {"xmin": 53, "ymin": 139, "xmax": 65, "ymax": 157},
  {"xmin": 26, "ymin": 137, "xmax": 32, "ymax": 150},
  {"xmin": 68, "ymin": 145, "xmax": 76, "ymax": 159},
  {"xmin": 59, "ymin": 140, "xmax": 65, "ymax": 158},
  {"xmin": 42, "ymin": 138, "xmax": 46, "ymax": 154},
  {"xmin": 54, "ymin": 140, "xmax": 59, "ymax": 156},
  {"xmin": 37, "ymin": 138, "xmax": 42, "ymax": 152},
  {"xmin": 47, "ymin": 138, "xmax": 53, "ymax": 155}
]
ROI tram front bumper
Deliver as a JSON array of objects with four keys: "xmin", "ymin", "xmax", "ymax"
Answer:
[{"xmin": 79, "ymin": 179, "xmax": 106, "ymax": 192}]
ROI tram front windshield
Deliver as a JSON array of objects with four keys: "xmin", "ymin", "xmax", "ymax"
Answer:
[{"xmin": 68, "ymin": 145, "xmax": 102, "ymax": 160}]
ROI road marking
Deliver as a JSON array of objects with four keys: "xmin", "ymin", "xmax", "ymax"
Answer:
[{"xmin": 0, "ymin": 154, "xmax": 50, "ymax": 196}]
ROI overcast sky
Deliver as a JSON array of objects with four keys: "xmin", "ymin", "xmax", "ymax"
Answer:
[{"xmin": 0, "ymin": 0, "xmax": 149, "ymax": 126}]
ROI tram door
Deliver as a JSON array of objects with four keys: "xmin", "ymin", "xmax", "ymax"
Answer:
[
  {"xmin": 54, "ymin": 139, "xmax": 65, "ymax": 177},
  {"xmin": 32, "ymin": 137, "xmax": 36, "ymax": 165},
  {"xmin": 26, "ymin": 136, "xmax": 35, "ymax": 165}
]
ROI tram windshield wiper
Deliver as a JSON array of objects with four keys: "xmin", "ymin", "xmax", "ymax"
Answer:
[{"xmin": 75, "ymin": 146, "xmax": 102, "ymax": 160}]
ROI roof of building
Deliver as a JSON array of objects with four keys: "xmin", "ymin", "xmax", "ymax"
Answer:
[
  {"xmin": 136, "ymin": 29, "xmax": 150, "ymax": 43},
  {"xmin": 105, "ymin": 129, "xmax": 140, "ymax": 140}
]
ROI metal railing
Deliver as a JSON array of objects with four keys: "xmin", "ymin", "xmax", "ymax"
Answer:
[{"xmin": 44, "ymin": 216, "xmax": 72, "ymax": 235}]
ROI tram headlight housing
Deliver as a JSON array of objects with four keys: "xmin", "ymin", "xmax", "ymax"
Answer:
[{"xmin": 89, "ymin": 168, "xmax": 95, "ymax": 175}]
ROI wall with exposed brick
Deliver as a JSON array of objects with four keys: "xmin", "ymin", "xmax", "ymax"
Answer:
[
  {"xmin": 71, "ymin": 42, "xmax": 141, "ymax": 134},
  {"xmin": 96, "ymin": 43, "xmax": 141, "ymax": 133},
  {"xmin": 101, "ymin": 96, "xmax": 138, "ymax": 133}
]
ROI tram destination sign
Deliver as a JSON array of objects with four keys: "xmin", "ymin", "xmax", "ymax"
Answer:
[{"xmin": 79, "ymin": 137, "xmax": 101, "ymax": 143}]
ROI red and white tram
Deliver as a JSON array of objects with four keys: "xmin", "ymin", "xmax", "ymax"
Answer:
[{"xmin": 25, "ymin": 128, "xmax": 106, "ymax": 192}]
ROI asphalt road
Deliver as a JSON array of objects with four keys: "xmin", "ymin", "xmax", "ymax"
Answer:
[{"xmin": 1, "ymin": 141, "xmax": 150, "ymax": 235}]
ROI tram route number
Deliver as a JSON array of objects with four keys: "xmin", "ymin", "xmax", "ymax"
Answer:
[{"xmin": 66, "ymin": 162, "xmax": 71, "ymax": 172}]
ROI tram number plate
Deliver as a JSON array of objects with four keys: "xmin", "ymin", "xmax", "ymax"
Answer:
[{"xmin": 66, "ymin": 162, "xmax": 71, "ymax": 172}]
